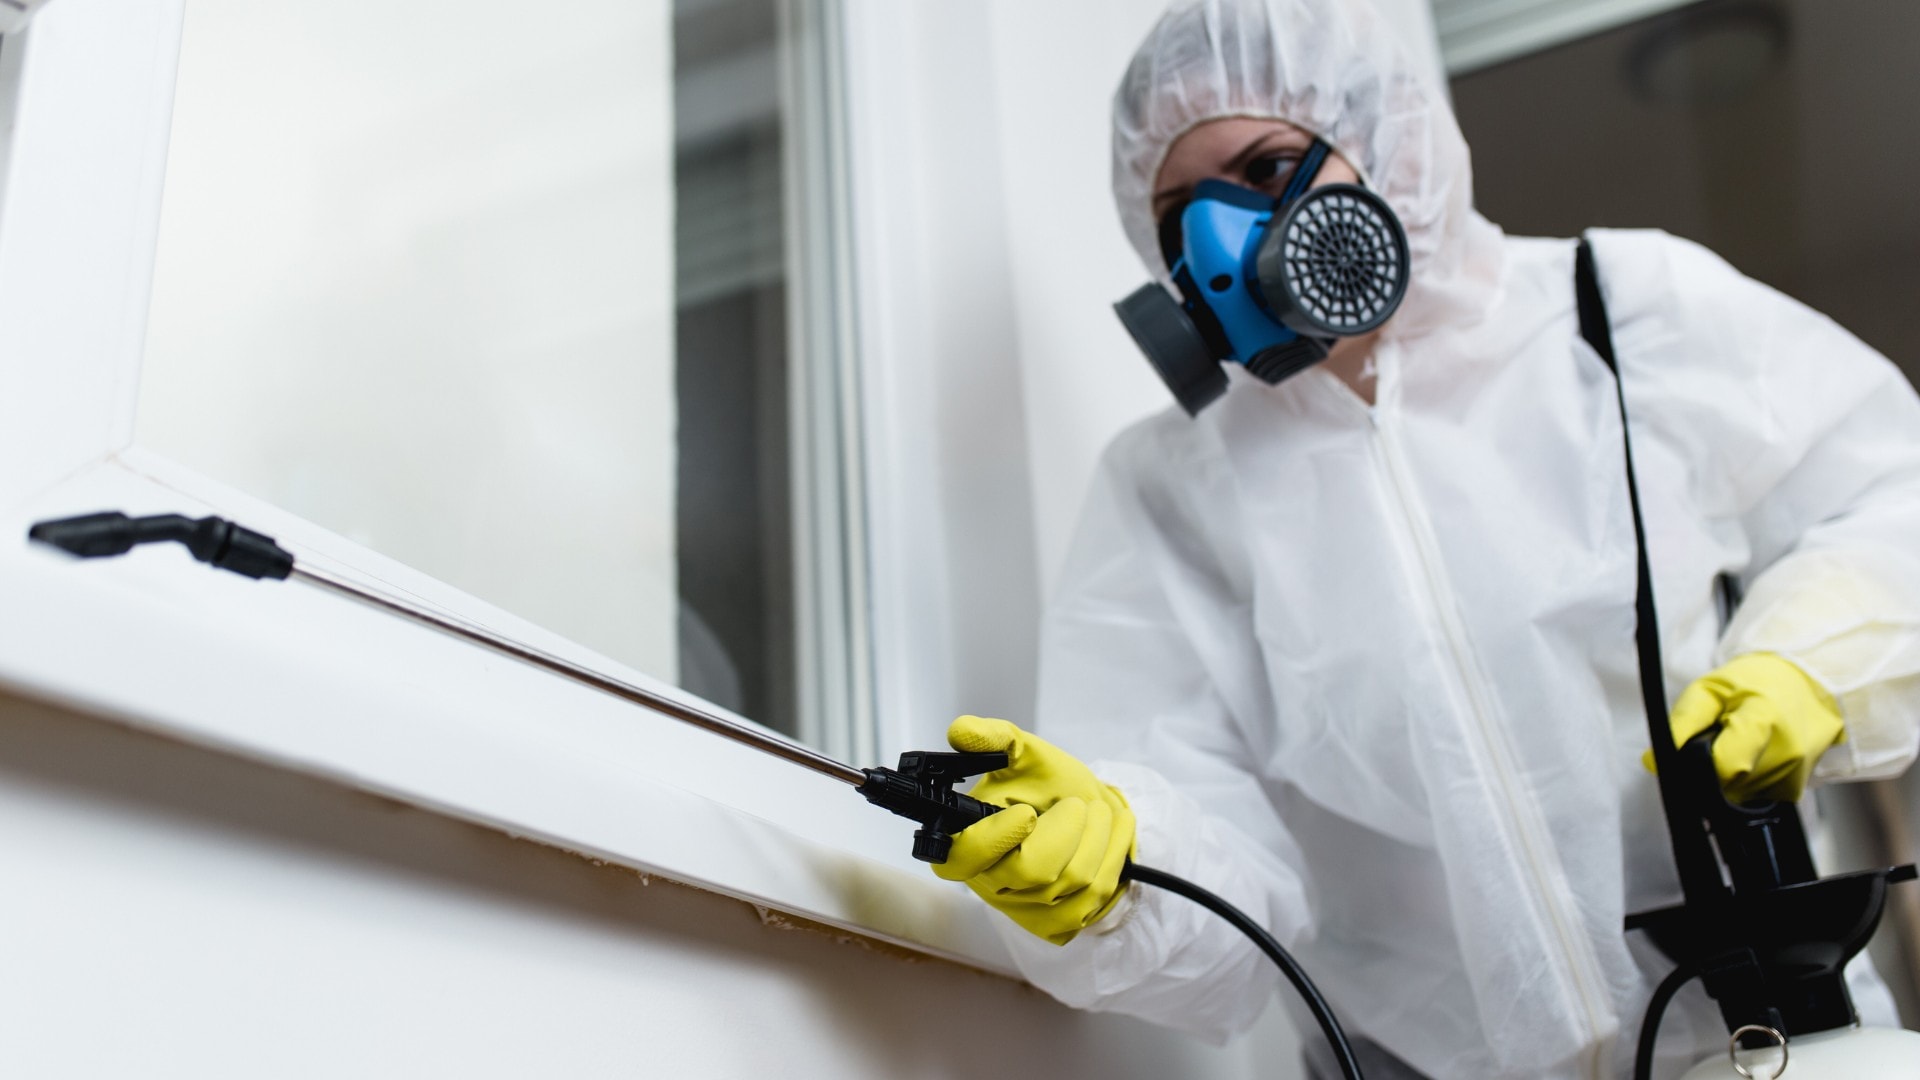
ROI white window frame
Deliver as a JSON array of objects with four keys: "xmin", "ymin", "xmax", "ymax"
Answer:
[
  {"xmin": 0, "ymin": 0, "xmax": 1012, "ymax": 973},
  {"xmin": 1433, "ymin": 0, "xmax": 1698, "ymax": 75}
]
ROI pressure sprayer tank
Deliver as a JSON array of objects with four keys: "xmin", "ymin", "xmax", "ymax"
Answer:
[
  {"xmin": 1679, "ymin": 1025, "xmax": 1920, "ymax": 1079},
  {"xmin": 1627, "ymin": 737, "xmax": 1920, "ymax": 1080}
]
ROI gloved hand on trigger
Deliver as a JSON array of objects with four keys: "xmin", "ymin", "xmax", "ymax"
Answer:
[
  {"xmin": 932, "ymin": 715, "xmax": 1136, "ymax": 946},
  {"xmin": 1646, "ymin": 652, "xmax": 1845, "ymax": 804}
]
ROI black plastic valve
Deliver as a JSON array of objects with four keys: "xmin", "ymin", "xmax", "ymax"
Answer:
[
  {"xmin": 857, "ymin": 750, "xmax": 1008, "ymax": 863},
  {"xmin": 1627, "ymin": 733, "xmax": 1918, "ymax": 1038}
]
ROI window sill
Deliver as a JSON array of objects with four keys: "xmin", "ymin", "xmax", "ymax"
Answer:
[
  {"xmin": 1, "ymin": 453, "xmax": 1017, "ymax": 976},
  {"xmin": 0, "ymin": 0, "xmax": 1014, "ymax": 980}
]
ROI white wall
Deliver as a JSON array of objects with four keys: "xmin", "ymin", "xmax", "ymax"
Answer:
[
  {"xmin": 846, "ymin": 0, "xmax": 1043, "ymax": 753},
  {"xmin": 981, "ymin": 0, "xmax": 1180, "ymax": 600},
  {"xmin": 0, "ymin": 687, "xmax": 1298, "ymax": 1079}
]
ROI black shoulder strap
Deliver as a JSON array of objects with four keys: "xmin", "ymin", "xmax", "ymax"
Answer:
[
  {"xmin": 1576, "ymin": 238, "xmax": 1723, "ymax": 901},
  {"xmin": 1575, "ymin": 238, "xmax": 1667, "ymax": 730}
]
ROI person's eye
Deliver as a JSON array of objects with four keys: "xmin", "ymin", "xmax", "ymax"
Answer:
[{"xmin": 1244, "ymin": 154, "xmax": 1300, "ymax": 189}]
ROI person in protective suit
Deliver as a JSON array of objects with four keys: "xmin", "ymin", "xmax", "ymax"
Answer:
[{"xmin": 925, "ymin": 1, "xmax": 1920, "ymax": 1077}]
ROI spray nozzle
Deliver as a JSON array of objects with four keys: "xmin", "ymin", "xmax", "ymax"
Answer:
[{"xmin": 29, "ymin": 511, "xmax": 295, "ymax": 580}]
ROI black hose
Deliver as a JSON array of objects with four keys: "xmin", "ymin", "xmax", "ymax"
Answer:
[
  {"xmin": 1126, "ymin": 862, "xmax": 1364, "ymax": 1080},
  {"xmin": 1633, "ymin": 964, "xmax": 1698, "ymax": 1080}
]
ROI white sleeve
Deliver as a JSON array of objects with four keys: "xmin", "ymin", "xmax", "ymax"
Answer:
[
  {"xmin": 997, "ymin": 417, "xmax": 1314, "ymax": 1043},
  {"xmin": 1603, "ymin": 230, "xmax": 1920, "ymax": 783}
]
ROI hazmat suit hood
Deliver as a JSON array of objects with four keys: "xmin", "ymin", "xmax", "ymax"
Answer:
[{"xmin": 1112, "ymin": 0, "xmax": 1506, "ymax": 340}]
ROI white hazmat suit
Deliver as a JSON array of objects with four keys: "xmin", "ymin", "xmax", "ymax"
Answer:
[{"xmin": 994, "ymin": 1, "xmax": 1920, "ymax": 1077}]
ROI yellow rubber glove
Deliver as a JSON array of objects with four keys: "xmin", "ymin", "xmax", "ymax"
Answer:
[
  {"xmin": 1645, "ymin": 652, "xmax": 1845, "ymax": 804},
  {"xmin": 931, "ymin": 715, "xmax": 1135, "ymax": 946}
]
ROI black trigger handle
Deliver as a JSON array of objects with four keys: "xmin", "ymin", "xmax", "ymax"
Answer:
[{"xmin": 857, "ymin": 749, "xmax": 1008, "ymax": 863}]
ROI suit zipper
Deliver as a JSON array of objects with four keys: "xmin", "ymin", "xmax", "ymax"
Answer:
[{"xmin": 1369, "ymin": 412, "xmax": 1613, "ymax": 1079}]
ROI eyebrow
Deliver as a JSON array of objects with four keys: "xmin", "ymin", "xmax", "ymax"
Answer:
[{"xmin": 1152, "ymin": 131, "xmax": 1305, "ymax": 208}]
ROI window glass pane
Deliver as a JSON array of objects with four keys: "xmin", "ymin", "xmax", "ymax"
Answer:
[
  {"xmin": 135, "ymin": 0, "xmax": 801, "ymax": 734},
  {"xmin": 672, "ymin": 0, "xmax": 795, "ymax": 734},
  {"xmin": 1452, "ymin": 0, "xmax": 1920, "ymax": 384}
]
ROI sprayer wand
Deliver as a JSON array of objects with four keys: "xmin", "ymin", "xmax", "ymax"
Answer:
[{"xmin": 27, "ymin": 509, "xmax": 1367, "ymax": 1080}]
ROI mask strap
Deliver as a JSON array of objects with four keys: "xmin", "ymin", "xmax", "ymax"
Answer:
[{"xmin": 1278, "ymin": 139, "xmax": 1333, "ymax": 206}]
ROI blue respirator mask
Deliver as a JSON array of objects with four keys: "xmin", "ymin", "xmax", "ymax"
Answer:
[{"xmin": 1114, "ymin": 140, "xmax": 1411, "ymax": 416}]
